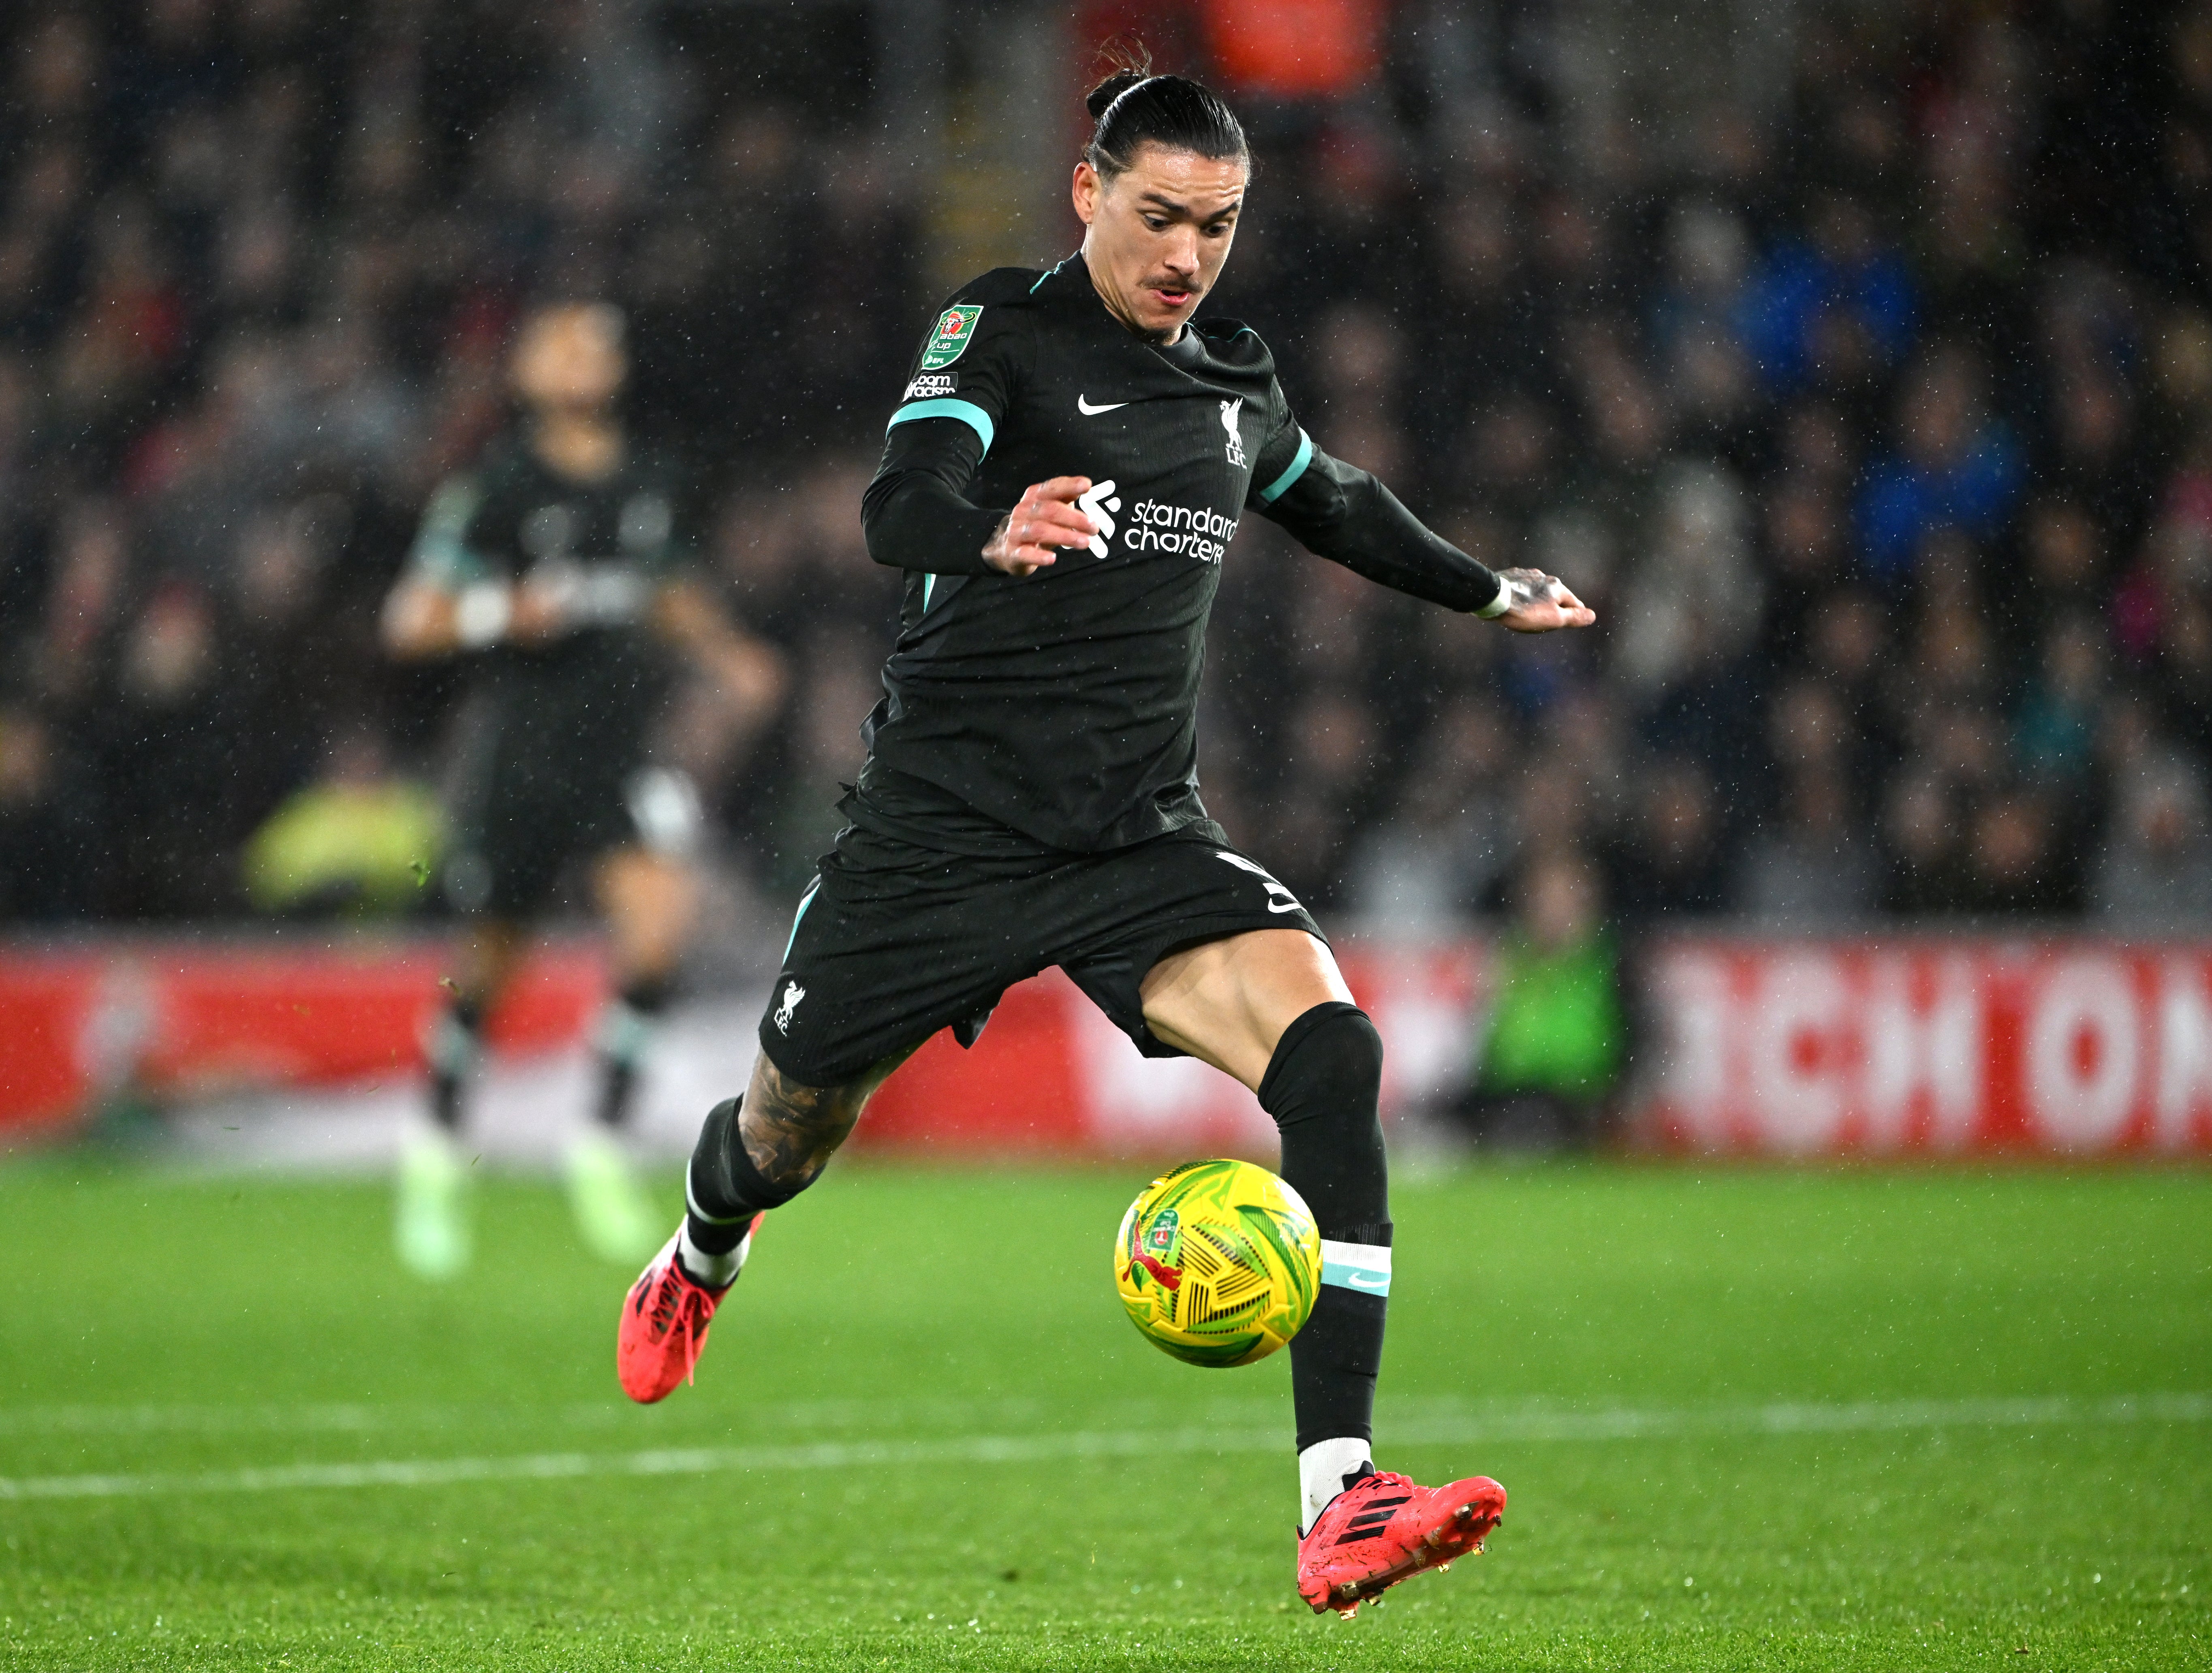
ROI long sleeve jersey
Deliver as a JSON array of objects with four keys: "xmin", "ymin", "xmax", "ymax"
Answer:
[
  {"xmin": 406, "ymin": 433, "xmax": 694, "ymax": 767},
  {"xmin": 850, "ymin": 254, "xmax": 1504, "ymax": 855}
]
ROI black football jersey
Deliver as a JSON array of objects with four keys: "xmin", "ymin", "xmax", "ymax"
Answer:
[
  {"xmin": 406, "ymin": 432, "xmax": 693, "ymax": 754},
  {"xmin": 854, "ymin": 255, "xmax": 1500, "ymax": 854}
]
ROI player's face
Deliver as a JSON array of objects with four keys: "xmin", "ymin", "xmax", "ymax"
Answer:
[
  {"xmin": 1074, "ymin": 146, "xmax": 1246, "ymax": 340},
  {"xmin": 512, "ymin": 304, "xmax": 628, "ymax": 412}
]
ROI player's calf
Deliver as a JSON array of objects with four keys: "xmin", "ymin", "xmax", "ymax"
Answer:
[
  {"xmin": 683, "ymin": 1051, "xmax": 909, "ymax": 1262},
  {"xmin": 681, "ymin": 1069, "xmax": 848, "ymax": 1261},
  {"xmin": 695, "ymin": 1060, "xmax": 870, "ymax": 1207},
  {"xmin": 1260, "ymin": 1006, "xmax": 1399, "ymax": 1514}
]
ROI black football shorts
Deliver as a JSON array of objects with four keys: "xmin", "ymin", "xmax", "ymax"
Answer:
[
  {"xmin": 447, "ymin": 749, "xmax": 701, "ymax": 918},
  {"xmin": 757, "ymin": 818, "xmax": 1326, "ymax": 1087}
]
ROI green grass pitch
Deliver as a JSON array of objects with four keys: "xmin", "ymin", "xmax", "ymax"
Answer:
[{"xmin": 1, "ymin": 1155, "xmax": 2207, "ymax": 1670}]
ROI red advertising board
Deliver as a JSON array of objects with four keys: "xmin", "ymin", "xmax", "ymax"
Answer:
[
  {"xmin": 2, "ymin": 934, "xmax": 2209, "ymax": 1157},
  {"xmin": 0, "ymin": 940, "xmax": 603, "ymax": 1132},
  {"xmin": 1633, "ymin": 938, "xmax": 2212, "ymax": 1155}
]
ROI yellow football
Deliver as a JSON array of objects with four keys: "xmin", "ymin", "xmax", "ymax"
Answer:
[{"xmin": 1113, "ymin": 1158, "xmax": 1321, "ymax": 1367}]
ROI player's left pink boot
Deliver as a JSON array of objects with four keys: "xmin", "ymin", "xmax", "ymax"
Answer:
[
  {"xmin": 617, "ymin": 1221, "xmax": 759, "ymax": 1403},
  {"xmin": 1296, "ymin": 1469, "xmax": 1506, "ymax": 1617}
]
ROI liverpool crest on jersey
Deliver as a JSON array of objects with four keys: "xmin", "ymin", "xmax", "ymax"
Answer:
[
  {"xmin": 1220, "ymin": 398, "xmax": 1246, "ymax": 466},
  {"xmin": 920, "ymin": 306, "xmax": 984, "ymax": 369}
]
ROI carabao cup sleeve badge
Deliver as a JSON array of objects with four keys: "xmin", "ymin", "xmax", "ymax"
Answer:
[{"xmin": 920, "ymin": 305, "xmax": 984, "ymax": 369}]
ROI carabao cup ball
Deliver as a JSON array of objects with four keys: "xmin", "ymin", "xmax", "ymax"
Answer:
[{"xmin": 1113, "ymin": 1158, "xmax": 1321, "ymax": 1367}]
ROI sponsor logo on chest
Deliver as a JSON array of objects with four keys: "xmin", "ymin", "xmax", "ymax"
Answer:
[
  {"xmin": 1126, "ymin": 497, "xmax": 1237, "ymax": 565},
  {"xmin": 1073, "ymin": 479, "xmax": 1237, "ymax": 567}
]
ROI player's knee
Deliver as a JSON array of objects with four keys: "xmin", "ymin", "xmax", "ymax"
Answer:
[{"xmin": 1258, "ymin": 1002, "xmax": 1383, "ymax": 1131}]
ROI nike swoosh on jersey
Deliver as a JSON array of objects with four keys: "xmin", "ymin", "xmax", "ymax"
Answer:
[{"xmin": 1076, "ymin": 396, "xmax": 1127, "ymax": 415}]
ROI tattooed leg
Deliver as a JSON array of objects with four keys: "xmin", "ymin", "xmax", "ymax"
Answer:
[
  {"xmin": 681, "ymin": 1044, "xmax": 921, "ymax": 1257},
  {"xmin": 736, "ymin": 1047, "xmax": 919, "ymax": 1192}
]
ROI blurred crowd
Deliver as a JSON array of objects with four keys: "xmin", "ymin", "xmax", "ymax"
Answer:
[
  {"xmin": 1203, "ymin": 1, "xmax": 2212, "ymax": 938},
  {"xmin": 0, "ymin": 0, "xmax": 923, "ymax": 922},
  {"xmin": 4, "ymin": 0, "xmax": 2212, "ymax": 941}
]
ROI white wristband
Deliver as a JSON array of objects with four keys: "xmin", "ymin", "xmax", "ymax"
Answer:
[
  {"xmin": 454, "ymin": 583, "xmax": 513, "ymax": 647},
  {"xmin": 1475, "ymin": 576, "xmax": 1514, "ymax": 618}
]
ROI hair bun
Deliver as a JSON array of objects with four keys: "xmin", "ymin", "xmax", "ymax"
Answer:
[{"xmin": 1086, "ymin": 71, "xmax": 1148, "ymax": 122}]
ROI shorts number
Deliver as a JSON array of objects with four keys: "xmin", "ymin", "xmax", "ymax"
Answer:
[{"xmin": 1214, "ymin": 851, "xmax": 1302, "ymax": 915}]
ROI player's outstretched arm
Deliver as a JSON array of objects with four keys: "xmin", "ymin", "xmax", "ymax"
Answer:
[{"xmin": 1251, "ymin": 431, "xmax": 1594, "ymax": 634}]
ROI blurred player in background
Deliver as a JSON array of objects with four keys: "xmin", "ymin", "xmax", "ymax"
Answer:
[
  {"xmin": 615, "ymin": 60, "xmax": 1592, "ymax": 1616},
  {"xmin": 381, "ymin": 302, "xmax": 782, "ymax": 1280}
]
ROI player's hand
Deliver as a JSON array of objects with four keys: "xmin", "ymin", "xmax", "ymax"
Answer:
[
  {"xmin": 508, "ymin": 580, "xmax": 572, "ymax": 644},
  {"xmin": 983, "ymin": 477, "xmax": 1097, "ymax": 578},
  {"xmin": 1492, "ymin": 567, "xmax": 1596, "ymax": 633},
  {"xmin": 380, "ymin": 578, "xmax": 459, "ymax": 659}
]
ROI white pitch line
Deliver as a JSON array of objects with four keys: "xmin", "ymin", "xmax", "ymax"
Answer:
[
  {"xmin": 1, "ymin": 1393, "xmax": 2204, "ymax": 1504},
  {"xmin": 0, "ymin": 1395, "xmax": 1066, "ymax": 1440},
  {"xmin": 1389, "ymin": 1391, "xmax": 2212, "ymax": 1442}
]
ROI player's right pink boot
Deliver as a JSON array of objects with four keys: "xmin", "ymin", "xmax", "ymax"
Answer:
[
  {"xmin": 617, "ymin": 1220, "xmax": 759, "ymax": 1403},
  {"xmin": 1296, "ymin": 1469, "xmax": 1506, "ymax": 1617}
]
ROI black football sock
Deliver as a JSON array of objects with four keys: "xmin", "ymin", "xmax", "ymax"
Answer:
[
  {"xmin": 677, "ymin": 1097, "xmax": 807, "ymax": 1284},
  {"xmin": 426, "ymin": 995, "xmax": 487, "ymax": 1133},
  {"xmin": 592, "ymin": 976, "xmax": 673, "ymax": 1131},
  {"xmin": 1259, "ymin": 1001, "xmax": 1392, "ymax": 1527}
]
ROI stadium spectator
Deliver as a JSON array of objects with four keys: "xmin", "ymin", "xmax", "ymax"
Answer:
[
  {"xmin": 2090, "ymin": 756, "xmax": 2212, "ymax": 929},
  {"xmin": 240, "ymin": 726, "xmax": 443, "ymax": 917},
  {"xmin": 1736, "ymin": 767, "xmax": 1880, "ymax": 929},
  {"xmin": 1854, "ymin": 345, "xmax": 2025, "ymax": 584},
  {"xmin": 1453, "ymin": 849, "xmax": 1628, "ymax": 1150}
]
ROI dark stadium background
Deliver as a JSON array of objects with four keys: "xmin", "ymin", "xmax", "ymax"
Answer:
[{"xmin": 1, "ymin": 0, "xmax": 2211, "ymax": 1155}]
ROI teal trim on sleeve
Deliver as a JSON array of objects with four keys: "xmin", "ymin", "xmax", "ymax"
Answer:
[
  {"xmin": 1257, "ymin": 430, "xmax": 1314, "ymax": 505},
  {"xmin": 922, "ymin": 574, "xmax": 937, "ymax": 612},
  {"xmin": 888, "ymin": 398, "xmax": 994, "ymax": 456},
  {"xmin": 781, "ymin": 881, "xmax": 821, "ymax": 961},
  {"xmin": 408, "ymin": 476, "xmax": 488, "ymax": 585}
]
